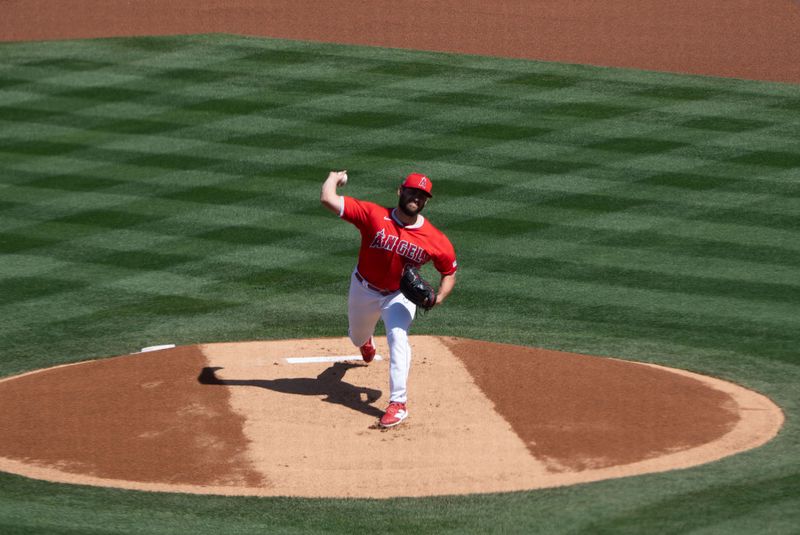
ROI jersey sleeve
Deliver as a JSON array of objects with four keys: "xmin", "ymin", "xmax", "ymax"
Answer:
[
  {"xmin": 340, "ymin": 196, "xmax": 374, "ymax": 228},
  {"xmin": 432, "ymin": 235, "xmax": 458, "ymax": 276}
]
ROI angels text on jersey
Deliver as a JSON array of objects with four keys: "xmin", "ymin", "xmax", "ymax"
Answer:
[{"xmin": 369, "ymin": 229, "xmax": 430, "ymax": 264}]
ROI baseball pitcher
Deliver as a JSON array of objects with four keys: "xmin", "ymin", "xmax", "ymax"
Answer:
[{"xmin": 321, "ymin": 170, "xmax": 458, "ymax": 427}]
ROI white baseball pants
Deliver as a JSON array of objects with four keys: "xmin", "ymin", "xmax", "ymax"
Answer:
[{"xmin": 348, "ymin": 271, "xmax": 416, "ymax": 403}]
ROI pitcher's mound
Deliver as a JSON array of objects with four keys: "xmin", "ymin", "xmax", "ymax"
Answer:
[{"xmin": 0, "ymin": 337, "xmax": 783, "ymax": 498}]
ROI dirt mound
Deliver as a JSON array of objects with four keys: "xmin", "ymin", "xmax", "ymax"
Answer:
[{"xmin": 0, "ymin": 337, "xmax": 783, "ymax": 498}]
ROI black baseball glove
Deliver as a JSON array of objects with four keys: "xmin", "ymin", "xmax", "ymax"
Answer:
[{"xmin": 400, "ymin": 264, "xmax": 437, "ymax": 311}]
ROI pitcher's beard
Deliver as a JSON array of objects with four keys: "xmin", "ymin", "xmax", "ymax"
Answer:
[{"xmin": 398, "ymin": 201, "xmax": 422, "ymax": 217}]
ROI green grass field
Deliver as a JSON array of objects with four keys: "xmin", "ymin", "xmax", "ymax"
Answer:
[{"xmin": 1, "ymin": 34, "xmax": 799, "ymax": 534}]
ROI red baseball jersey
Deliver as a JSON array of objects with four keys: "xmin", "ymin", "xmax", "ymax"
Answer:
[{"xmin": 340, "ymin": 196, "xmax": 457, "ymax": 291}]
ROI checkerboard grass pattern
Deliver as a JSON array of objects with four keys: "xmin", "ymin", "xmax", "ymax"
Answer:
[{"xmin": 1, "ymin": 34, "xmax": 799, "ymax": 534}]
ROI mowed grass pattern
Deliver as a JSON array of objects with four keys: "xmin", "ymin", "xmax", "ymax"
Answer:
[{"xmin": 1, "ymin": 34, "xmax": 799, "ymax": 534}]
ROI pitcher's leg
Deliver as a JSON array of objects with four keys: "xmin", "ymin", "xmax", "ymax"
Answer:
[
  {"xmin": 348, "ymin": 272, "xmax": 382, "ymax": 347},
  {"xmin": 381, "ymin": 294, "xmax": 416, "ymax": 403}
]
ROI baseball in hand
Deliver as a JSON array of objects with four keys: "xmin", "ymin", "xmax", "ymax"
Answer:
[{"xmin": 338, "ymin": 171, "xmax": 348, "ymax": 186}]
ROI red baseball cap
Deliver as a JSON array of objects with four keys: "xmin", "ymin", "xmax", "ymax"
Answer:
[{"xmin": 401, "ymin": 172, "xmax": 433, "ymax": 197}]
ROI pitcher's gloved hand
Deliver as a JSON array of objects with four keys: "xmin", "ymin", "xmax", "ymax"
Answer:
[{"xmin": 400, "ymin": 264, "xmax": 436, "ymax": 311}]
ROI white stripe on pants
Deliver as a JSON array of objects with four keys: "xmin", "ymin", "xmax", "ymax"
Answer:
[{"xmin": 348, "ymin": 271, "xmax": 416, "ymax": 403}]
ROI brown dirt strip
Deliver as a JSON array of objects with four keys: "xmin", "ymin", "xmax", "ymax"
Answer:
[
  {"xmin": 1, "ymin": 0, "xmax": 799, "ymax": 84},
  {"xmin": 443, "ymin": 337, "xmax": 739, "ymax": 471},
  {"xmin": 0, "ymin": 346, "xmax": 263, "ymax": 488}
]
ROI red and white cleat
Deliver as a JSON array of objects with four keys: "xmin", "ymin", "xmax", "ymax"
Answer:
[
  {"xmin": 380, "ymin": 402, "xmax": 408, "ymax": 428},
  {"xmin": 360, "ymin": 336, "xmax": 376, "ymax": 363}
]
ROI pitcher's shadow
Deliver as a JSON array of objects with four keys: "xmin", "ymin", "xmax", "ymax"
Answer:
[{"xmin": 198, "ymin": 362, "xmax": 383, "ymax": 418}]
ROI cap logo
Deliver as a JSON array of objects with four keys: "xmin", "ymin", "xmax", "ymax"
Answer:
[{"xmin": 419, "ymin": 177, "xmax": 428, "ymax": 188}]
